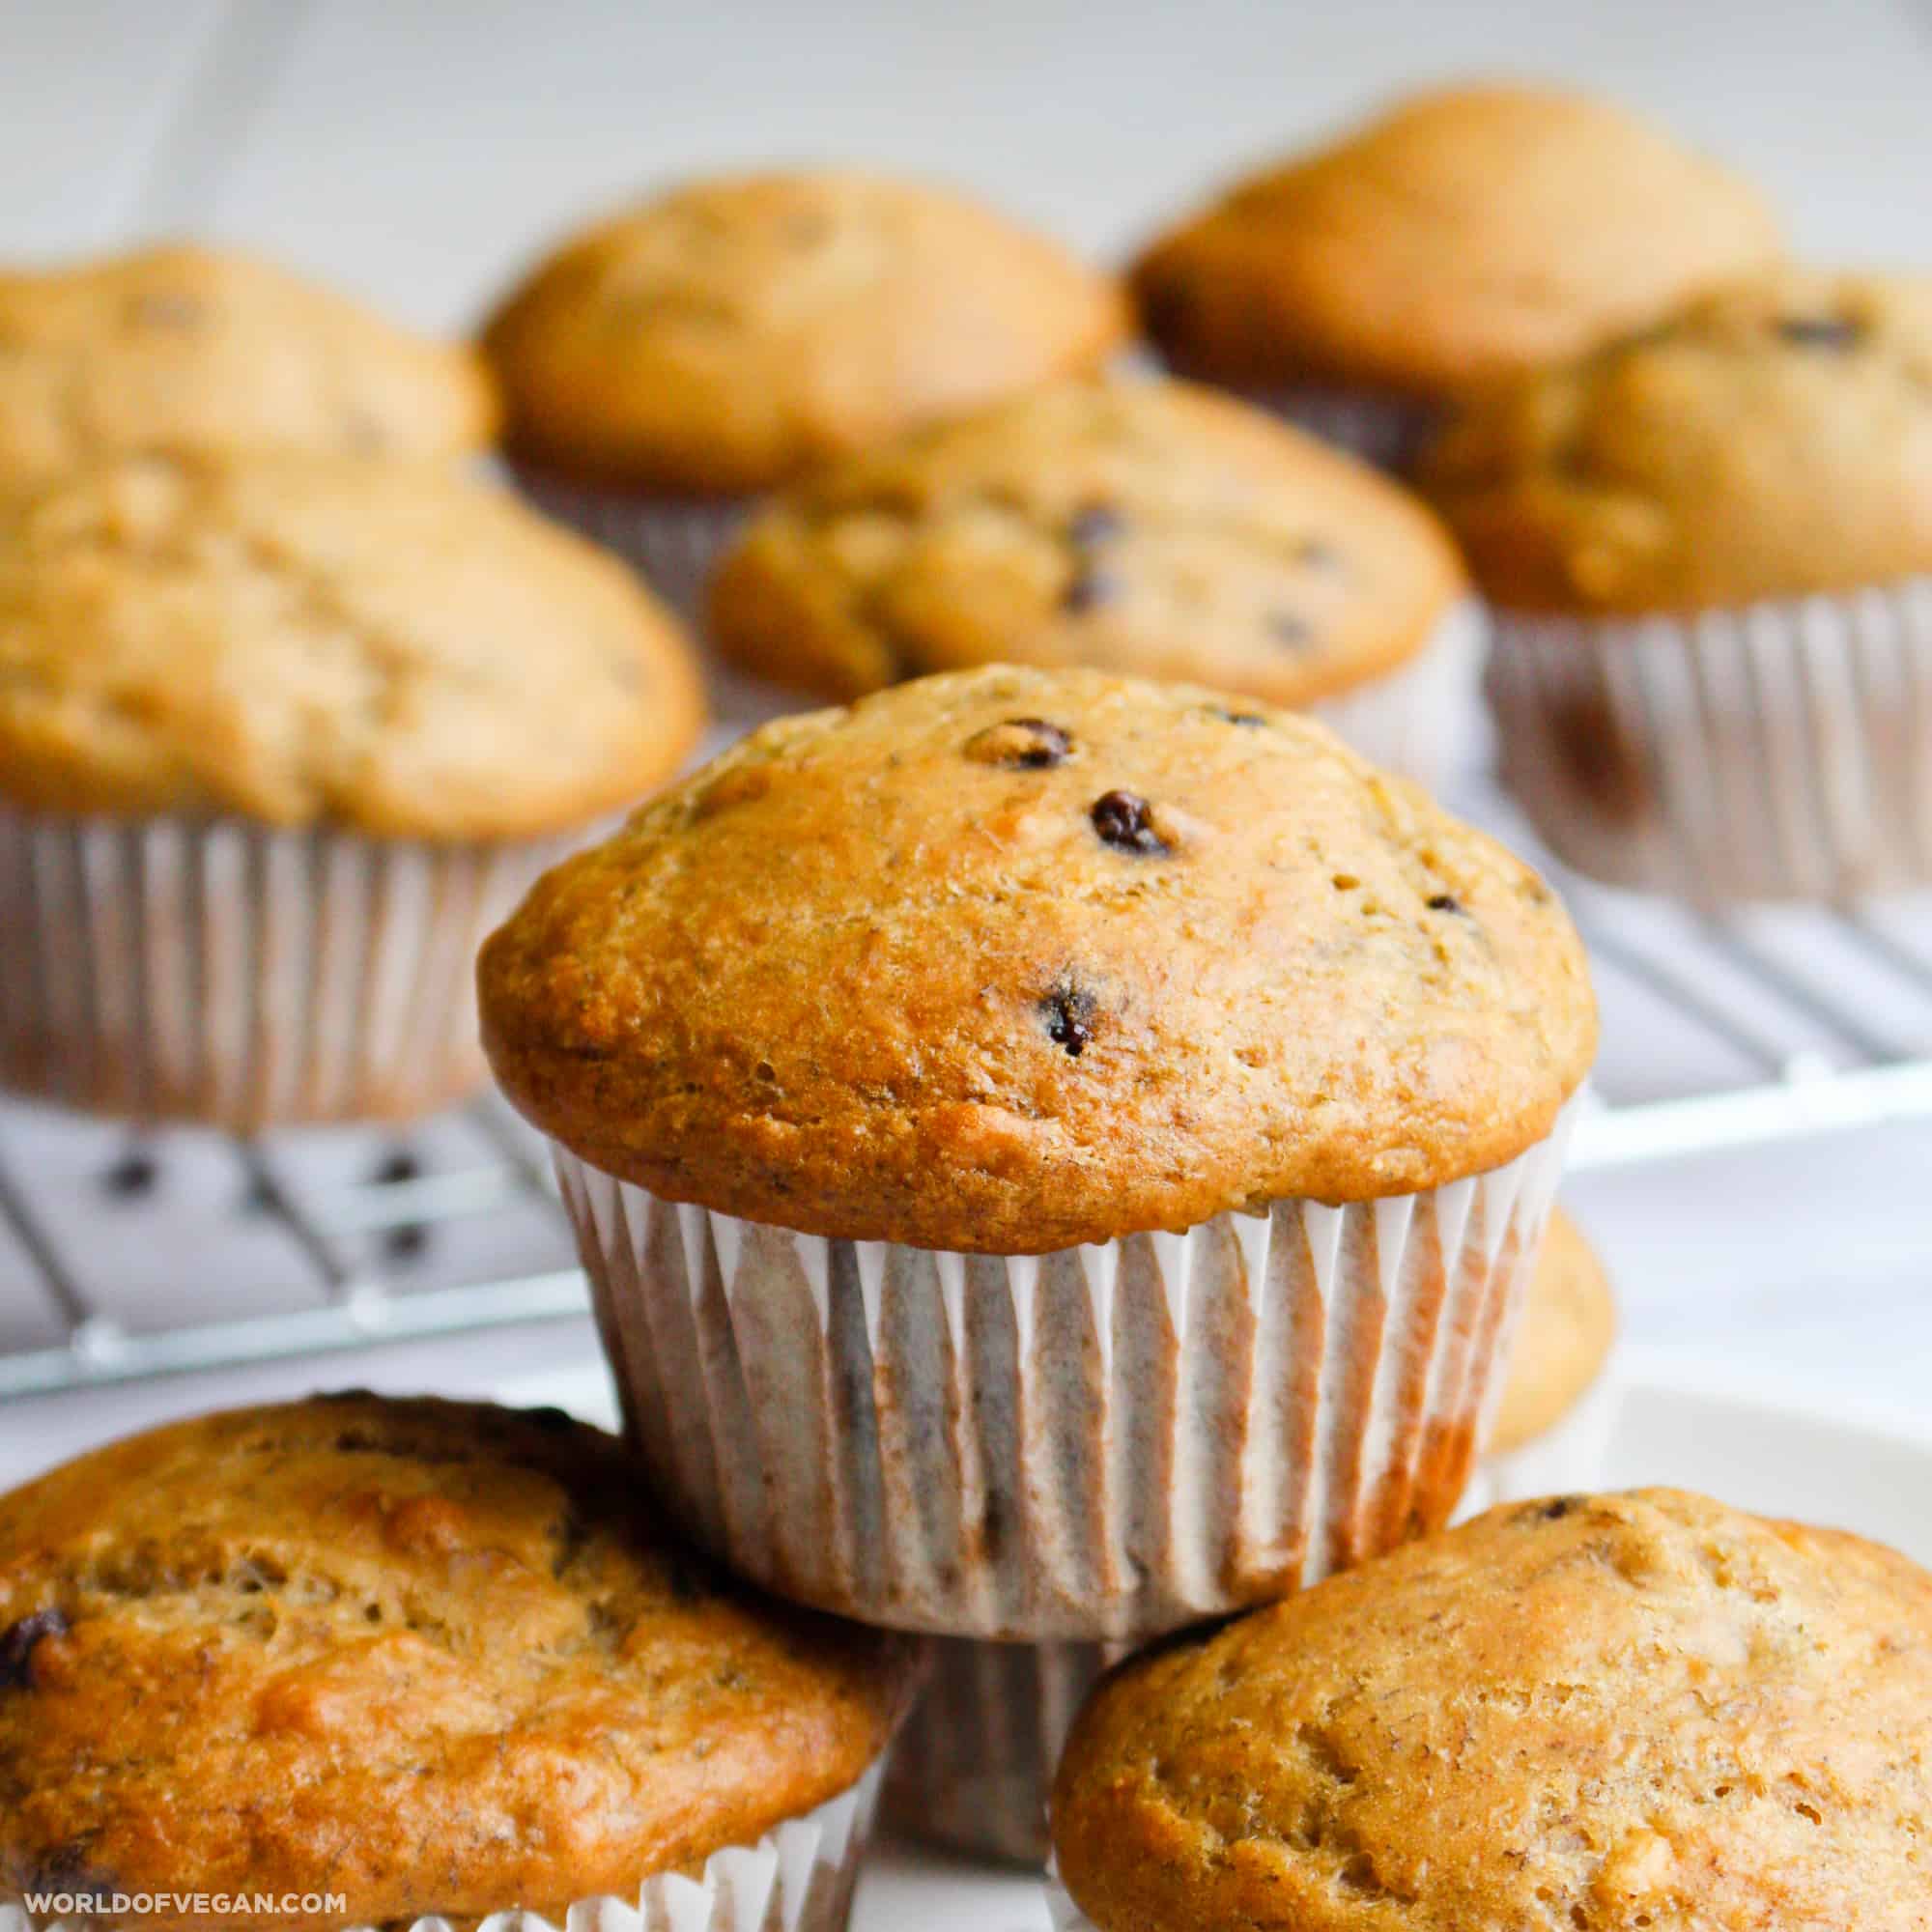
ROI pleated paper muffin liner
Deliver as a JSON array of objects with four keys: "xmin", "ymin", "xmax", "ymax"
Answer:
[
  {"xmin": 883, "ymin": 1637, "xmax": 1122, "ymax": 1867},
  {"xmin": 509, "ymin": 468, "xmax": 752, "ymax": 629},
  {"xmin": 1487, "ymin": 579, "xmax": 1932, "ymax": 902},
  {"xmin": 1456, "ymin": 1354, "xmax": 1624, "ymax": 1521},
  {"xmin": 1236, "ymin": 384, "xmax": 1441, "ymax": 475},
  {"xmin": 0, "ymin": 810, "xmax": 580, "ymax": 1130},
  {"xmin": 553, "ymin": 1094, "xmax": 1577, "ymax": 1642},
  {"xmin": 1308, "ymin": 597, "xmax": 1487, "ymax": 795},
  {"xmin": 0, "ymin": 1762, "xmax": 881, "ymax": 1932}
]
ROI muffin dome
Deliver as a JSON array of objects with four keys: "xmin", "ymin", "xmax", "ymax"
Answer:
[
  {"xmin": 1424, "ymin": 268, "xmax": 1932, "ymax": 612},
  {"xmin": 1489, "ymin": 1206, "xmax": 1615, "ymax": 1455},
  {"xmin": 709, "ymin": 376, "xmax": 1467, "ymax": 703},
  {"xmin": 0, "ymin": 452, "xmax": 705, "ymax": 836},
  {"xmin": 0, "ymin": 1397, "xmax": 917, "ymax": 1928},
  {"xmin": 483, "ymin": 171, "xmax": 1129, "ymax": 492},
  {"xmin": 1054, "ymin": 1490, "xmax": 1932, "ymax": 1931},
  {"xmin": 1132, "ymin": 84, "xmax": 1778, "ymax": 396},
  {"xmin": 0, "ymin": 244, "xmax": 497, "ymax": 487},
  {"xmin": 479, "ymin": 667, "xmax": 1595, "ymax": 1251}
]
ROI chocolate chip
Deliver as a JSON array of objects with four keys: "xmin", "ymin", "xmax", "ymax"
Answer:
[
  {"xmin": 1067, "ymin": 503, "xmax": 1124, "ymax": 549},
  {"xmin": 1776, "ymin": 315, "xmax": 1862, "ymax": 351},
  {"xmin": 1267, "ymin": 611, "xmax": 1314, "ymax": 649},
  {"xmin": 1206, "ymin": 706, "xmax": 1267, "ymax": 727},
  {"xmin": 964, "ymin": 718, "xmax": 1072, "ymax": 768},
  {"xmin": 1040, "ymin": 976, "xmax": 1097, "ymax": 1057},
  {"xmin": 1091, "ymin": 790, "xmax": 1172, "ymax": 856},
  {"xmin": 1526, "ymin": 1495, "xmax": 1586, "ymax": 1522},
  {"xmin": 1426, "ymin": 894, "xmax": 1464, "ymax": 914},
  {"xmin": 103, "ymin": 1149, "xmax": 158, "ymax": 1199},
  {"xmin": 1, "ymin": 1608, "xmax": 69, "ymax": 1690},
  {"xmin": 1061, "ymin": 567, "xmax": 1121, "ymax": 613}
]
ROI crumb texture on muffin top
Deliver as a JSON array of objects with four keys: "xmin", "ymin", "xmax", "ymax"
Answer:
[
  {"xmin": 483, "ymin": 171, "xmax": 1129, "ymax": 492},
  {"xmin": 0, "ymin": 452, "xmax": 705, "ymax": 836},
  {"xmin": 0, "ymin": 244, "xmax": 497, "ymax": 488},
  {"xmin": 1131, "ymin": 84, "xmax": 1778, "ymax": 395},
  {"xmin": 1053, "ymin": 1489, "xmax": 1932, "ymax": 1931},
  {"xmin": 479, "ymin": 667, "xmax": 1596, "ymax": 1251},
  {"xmin": 1489, "ymin": 1204, "xmax": 1615, "ymax": 1455},
  {"xmin": 1424, "ymin": 269, "xmax": 1932, "ymax": 613},
  {"xmin": 708, "ymin": 377, "xmax": 1466, "ymax": 704},
  {"xmin": 0, "ymin": 1397, "xmax": 916, "ymax": 1931}
]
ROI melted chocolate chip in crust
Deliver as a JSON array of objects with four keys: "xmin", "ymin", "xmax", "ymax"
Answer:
[
  {"xmin": 1524, "ymin": 1495, "xmax": 1587, "ymax": 1523},
  {"xmin": 1776, "ymin": 315, "xmax": 1863, "ymax": 351},
  {"xmin": 1426, "ymin": 893, "xmax": 1465, "ymax": 914},
  {"xmin": 1068, "ymin": 502, "xmax": 1124, "ymax": 549},
  {"xmin": 965, "ymin": 718, "xmax": 1073, "ymax": 768},
  {"xmin": 1267, "ymin": 610, "xmax": 1314, "ymax": 649},
  {"xmin": 1207, "ymin": 706, "xmax": 1268, "ymax": 727},
  {"xmin": 1040, "ymin": 976, "xmax": 1097, "ymax": 1057},
  {"xmin": 1, "ymin": 1607, "xmax": 70, "ymax": 1690},
  {"xmin": 1091, "ymin": 790, "xmax": 1172, "ymax": 856},
  {"xmin": 1062, "ymin": 567, "xmax": 1122, "ymax": 613}
]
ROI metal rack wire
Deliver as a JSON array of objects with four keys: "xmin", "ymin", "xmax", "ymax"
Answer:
[{"xmin": 2, "ymin": 798, "xmax": 1929, "ymax": 1402}]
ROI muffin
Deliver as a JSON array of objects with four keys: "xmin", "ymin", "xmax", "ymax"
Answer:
[
  {"xmin": 1427, "ymin": 268, "xmax": 1932, "ymax": 899},
  {"xmin": 1051, "ymin": 1490, "xmax": 1932, "ymax": 1929},
  {"xmin": 1131, "ymin": 83, "xmax": 1779, "ymax": 469},
  {"xmin": 480, "ymin": 667, "xmax": 1597, "ymax": 1639},
  {"xmin": 883, "ymin": 1205, "xmax": 1614, "ymax": 1867},
  {"xmin": 483, "ymin": 170, "xmax": 1129, "ymax": 625},
  {"xmin": 0, "ymin": 244, "xmax": 497, "ymax": 489},
  {"xmin": 0, "ymin": 1396, "xmax": 921, "ymax": 1931},
  {"xmin": 0, "ymin": 451, "xmax": 705, "ymax": 1127},
  {"xmin": 709, "ymin": 377, "xmax": 1482, "ymax": 788}
]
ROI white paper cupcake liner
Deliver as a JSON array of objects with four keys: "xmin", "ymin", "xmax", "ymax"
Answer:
[
  {"xmin": 1456, "ymin": 1354, "xmax": 1624, "ymax": 1521},
  {"xmin": 509, "ymin": 467, "xmax": 752, "ymax": 629},
  {"xmin": 1236, "ymin": 384, "xmax": 1441, "ymax": 474},
  {"xmin": 1308, "ymin": 597, "xmax": 1487, "ymax": 794},
  {"xmin": 883, "ymin": 1636, "xmax": 1123, "ymax": 1866},
  {"xmin": 0, "ymin": 1761, "xmax": 881, "ymax": 1932},
  {"xmin": 552, "ymin": 1094, "xmax": 1577, "ymax": 1641},
  {"xmin": 1487, "ymin": 579, "xmax": 1932, "ymax": 901},
  {"xmin": 0, "ymin": 810, "xmax": 579, "ymax": 1130}
]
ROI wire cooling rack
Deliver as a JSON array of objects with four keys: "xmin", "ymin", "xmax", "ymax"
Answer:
[{"xmin": 2, "ymin": 794, "xmax": 1929, "ymax": 1401}]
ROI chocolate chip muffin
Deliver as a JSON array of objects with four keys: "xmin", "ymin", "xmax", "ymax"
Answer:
[
  {"xmin": 481, "ymin": 667, "xmax": 1595, "ymax": 1637},
  {"xmin": 1131, "ymin": 83, "xmax": 1778, "ymax": 469},
  {"xmin": 1425, "ymin": 269, "xmax": 1932, "ymax": 898},
  {"xmin": 0, "ymin": 451, "xmax": 705, "ymax": 1126},
  {"xmin": 0, "ymin": 244, "xmax": 497, "ymax": 491},
  {"xmin": 1052, "ymin": 1490, "xmax": 1932, "ymax": 1930},
  {"xmin": 0, "ymin": 1397, "xmax": 919, "ymax": 1932},
  {"xmin": 708, "ymin": 377, "xmax": 1480, "ymax": 785},
  {"xmin": 482, "ymin": 170, "xmax": 1129, "ymax": 622}
]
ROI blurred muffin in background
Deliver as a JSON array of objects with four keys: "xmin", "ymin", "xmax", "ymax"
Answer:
[
  {"xmin": 1426, "ymin": 268, "xmax": 1932, "ymax": 900},
  {"xmin": 483, "ymin": 170, "xmax": 1128, "ymax": 621},
  {"xmin": 0, "ymin": 244, "xmax": 497, "ymax": 489},
  {"xmin": 709, "ymin": 376, "xmax": 1480, "ymax": 789},
  {"xmin": 1131, "ymin": 83, "xmax": 1779, "ymax": 469},
  {"xmin": 0, "ymin": 451, "xmax": 704, "ymax": 1129}
]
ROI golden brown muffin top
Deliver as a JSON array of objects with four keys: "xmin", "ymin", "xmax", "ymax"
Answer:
[
  {"xmin": 1423, "ymin": 268, "xmax": 1932, "ymax": 613},
  {"xmin": 0, "ymin": 244, "xmax": 497, "ymax": 489},
  {"xmin": 1131, "ymin": 84, "xmax": 1779, "ymax": 396},
  {"xmin": 1489, "ymin": 1205, "xmax": 1616, "ymax": 1455},
  {"xmin": 1054, "ymin": 1490, "xmax": 1932, "ymax": 1931},
  {"xmin": 0, "ymin": 452, "xmax": 706, "ymax": 838},
  {"xmin": 483, "ymin": 170, "xmax": 1129, "ymax": 493},
  {"xmin": 707, "ymin": 377, "xmax": 1467, "ymax": 705},
  {"xmin": 0, "ymin": 1397, "xmax": 919, "ymax": 1931},
  {"xmin": 479, "ymin": 667, "xmax": 1595, "ymax": 1252}
]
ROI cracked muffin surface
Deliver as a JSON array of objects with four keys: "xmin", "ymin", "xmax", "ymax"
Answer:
[
  {"xmin": 0, "ymin": 1396, "xmax": 919, "ymax": 1930},
  {"xmin": 1131, "ymin": 84, "xmax": 1778, "ymax": 397},
  {"xmin": 0, "ymin": 244, "xmax": 497, "ymax": 489},
  {"xmin": 0, "ymin": 451, "xmax": 705, "ymax": 836},
  {"xmin": 1052, "ymin": 1489, "xmax": 1932, "ymax": 1931},
  {"xmin": 484, "ymin": 170, "xmax": 1128, "ymax": 493},
  {"xmin": 708, "ymin": 377, "xmax": 1466, "ymax": 703},
  {"xmin": 478, "ymin": 667, "xmax": 1595, "ymax": 1251},
  {"xmin": 1422, "ymin": 269, "xmax": 1932, "ymax": 613}
]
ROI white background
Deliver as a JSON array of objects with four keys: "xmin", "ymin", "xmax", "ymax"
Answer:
[{"xmin": 0, "ymin": 0, "xmax": 1929, "ymax": 1478}]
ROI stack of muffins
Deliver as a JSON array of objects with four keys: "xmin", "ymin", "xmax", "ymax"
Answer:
[{"xmin": 3, "ymin": 69, "xmax": 1930, "ymax": 1932}]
